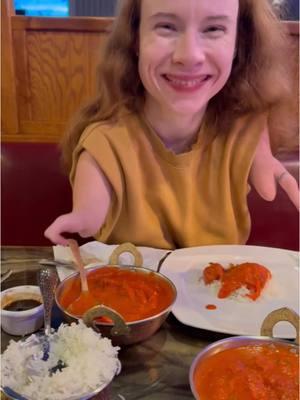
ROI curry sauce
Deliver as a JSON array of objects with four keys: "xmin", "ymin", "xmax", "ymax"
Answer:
[
  {"xmin": 59, "ymin": 266, "xmax": 174, "ymax": 322},
  {"xmin": 193, "ymin": 343, "xmax": 299, "ymax": 400}
]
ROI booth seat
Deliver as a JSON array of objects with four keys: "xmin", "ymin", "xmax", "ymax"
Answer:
[
  {"xmin": 1, "ymin": 143, "xmax": 299, "ymax": 250},
  {"xmin": 247, "ymin": 150, "xmax": 299, "ymax": 251},
  {"xmin": 1, "ymin": 142, "xmax": 72, "ymax": 246}
]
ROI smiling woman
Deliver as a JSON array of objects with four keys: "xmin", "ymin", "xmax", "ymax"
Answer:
[{"xmin": 43, "ymin": 0, "xmax": 299, "ymax": 250}]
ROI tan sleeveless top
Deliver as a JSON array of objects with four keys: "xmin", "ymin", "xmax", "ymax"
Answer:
[{"xmin": 71, "ymin": 111, "xmax": 266, "ymax": 249}]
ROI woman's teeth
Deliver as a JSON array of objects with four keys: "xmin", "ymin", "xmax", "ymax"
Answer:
[{"xmin": 164, "ymin": 75, "xmax": 209, "ymax": 88}]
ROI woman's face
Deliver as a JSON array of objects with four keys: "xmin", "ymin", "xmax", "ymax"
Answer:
[{"xmin": 138, "ymin": 0, "xmax": 239, "ymax": 118}]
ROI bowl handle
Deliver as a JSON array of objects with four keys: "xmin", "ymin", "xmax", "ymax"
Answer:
[
  {"xmin": 82, "ymin": 305, "xmax": 130, "ymax": 336},
  {"xmin": 109, "ymin": 242, "xmax": 143, "ymax": 267},
  {"xmin": 260, "ymin": 307, "xmax": 299, "ymax": 345}
]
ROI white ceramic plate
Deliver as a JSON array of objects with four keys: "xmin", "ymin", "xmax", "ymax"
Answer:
[{"xmin": 160, "ymin": 245, "xmax": 299, "ymax": 338}]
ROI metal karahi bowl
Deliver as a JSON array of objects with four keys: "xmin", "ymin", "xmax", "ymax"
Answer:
[
  {"xmin": 55, "ymin": 243, "xmax": 177, "ymax": 346},
  {"xmin": 2, "ymin": 373, "xmax": 112, "ymax": 400},
  {"xmin": 1, "ymin": 321, "xmax": 121, "ymax": 400},
  {"xmin": 189, "ymin": 307, "xmax": 299, "ymax": 400}
]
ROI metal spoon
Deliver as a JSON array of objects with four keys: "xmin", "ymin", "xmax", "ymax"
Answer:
[
  {"xmin": 39, "ymin": 269, "xmax": 67, "ymax": 373},
  {"xmin": 25, "ymin": 268, "xmax": 64, "ymax": 377},
  {"xmin": 38, "ymin": 267, "xmax": 58, "ymax": 360},
  {"xmin": 67, "ymin": 239, "xmax": 99, "ymax": 315}
]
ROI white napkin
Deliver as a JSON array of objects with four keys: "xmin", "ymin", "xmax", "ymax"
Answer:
[{"xmin": 53, "ymin": 241, "xmax": 171, "ymax": 281}]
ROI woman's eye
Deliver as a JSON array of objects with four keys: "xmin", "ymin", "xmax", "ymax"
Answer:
[
  {"xmin": 203, "ymin": 25, "xmax": 226, "ymax": 36},
  {"xmin": 155, "ymin": 23, "xmax": 177, "ymax": 32}
]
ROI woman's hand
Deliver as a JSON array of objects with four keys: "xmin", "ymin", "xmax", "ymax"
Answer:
[{"xmin": 249, "ymin": 129, "xmax": 299, "ymax": 211}]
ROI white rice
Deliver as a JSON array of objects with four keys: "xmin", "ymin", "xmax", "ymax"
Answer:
[
  {"xmin": 1, "ymin": 321, "xmax": 121, "ymax": 400},
  {"xmin": 202, "ymin": 280, "xmax": 253, "ymax": 302},
  {"xmin": 199, "ymin": 271, "xmax": 278, "ymax": 302},
  {"xmin": 198, "ymin": 264, "xmax": 283, "ymax": 303}
]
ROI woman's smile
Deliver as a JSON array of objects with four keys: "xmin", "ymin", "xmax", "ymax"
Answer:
[{"xmin": 162, "ymin": 73, "xmax": 212, "ymax": 93}]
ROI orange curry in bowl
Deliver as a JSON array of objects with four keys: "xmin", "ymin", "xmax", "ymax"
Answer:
[
  {"xmin": 193, "ymin": 342, "xmax": 299, "ymax": 400},
  {"xmin": 59, "ymin": 266, "xmax": 175, "ymax": 322}
]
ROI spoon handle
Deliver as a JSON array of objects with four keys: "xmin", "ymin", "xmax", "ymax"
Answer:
[
  {"xmin": 68, "ymin": 239, "xmax": 89, "ymax": 292},
  {"xmin": 38, "ymin": 268, "xmax": 58, "ymax": 336}
]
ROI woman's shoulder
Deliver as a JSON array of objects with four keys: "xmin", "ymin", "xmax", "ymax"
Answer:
[
  {"xmin": 79, "ymin": 110, "xmax": 142, "ymax": 144},
  {"xmin": 80, "ymin": 120, "xmax": 124, "ymax": 141},
  {"xmin": 227, "ymin": 110, "xmax": 268, "ymax": 138}
]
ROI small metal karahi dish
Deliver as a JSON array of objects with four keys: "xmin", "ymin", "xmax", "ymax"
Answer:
[
  {"xmin": 1, "ymin": 324, "xmax": 120, "ymax": 400},
  {"xmin": 189, "ymin": 307, "xmax": 299, "ymax": 400},
  {"xmin": 55, "ymin": 243, "xmax": 177, "ymax": 346}
]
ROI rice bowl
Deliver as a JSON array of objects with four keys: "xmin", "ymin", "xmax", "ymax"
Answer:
[{"xmin": 1, "ymin": 321, "xmax": 121, "ymax": 400}]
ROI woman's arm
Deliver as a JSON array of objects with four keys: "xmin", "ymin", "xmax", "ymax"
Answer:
[
  {"xmin": 44, "ymin": 150, "xmax": 112, "ymax": 245},
  {"xmin": 249, "ymin": 128, "xmax": 299, "ymax": 210}
]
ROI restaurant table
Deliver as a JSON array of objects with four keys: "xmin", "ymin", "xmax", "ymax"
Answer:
[{"xmin": 1, "ymin": 246, "xmax": 229, "ymax": 400}]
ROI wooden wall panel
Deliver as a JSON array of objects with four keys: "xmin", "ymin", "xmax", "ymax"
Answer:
[
  {"xmin": 1, "ymin": 0, "xmax": 19, "ymax": 135},
  {"xmin": 2, "ymin": 15, "xmax": 112, "ymax": 142},
  {"xmin": 87, "ymin": 33, "xmax": 108, "ymax": 95},
  {"xmin": 11, "ymin": 29, "xmax": 109, "ymax": 141},
  {"xmin": 26, "ymin": 31, "xmax": 89, "ymax": 121},
  {"xmin": 13, "ymin": 29, "xmax": 29, "ymax": 122}
]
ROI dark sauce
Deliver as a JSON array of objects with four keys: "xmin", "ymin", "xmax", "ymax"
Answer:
[{"xmin": 3, "ymin": 299, "xmax": 42, "ymax": 312}]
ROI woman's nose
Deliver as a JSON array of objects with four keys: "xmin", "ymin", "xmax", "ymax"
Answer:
[{"xmin": 172, "ymin": 31, "xmax": 205, "ymax": 67}]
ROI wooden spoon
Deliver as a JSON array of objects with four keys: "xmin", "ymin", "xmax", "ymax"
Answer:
[{"xmin": 67, "ymin": 239, "xmax": 98, "ymax": 315}]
